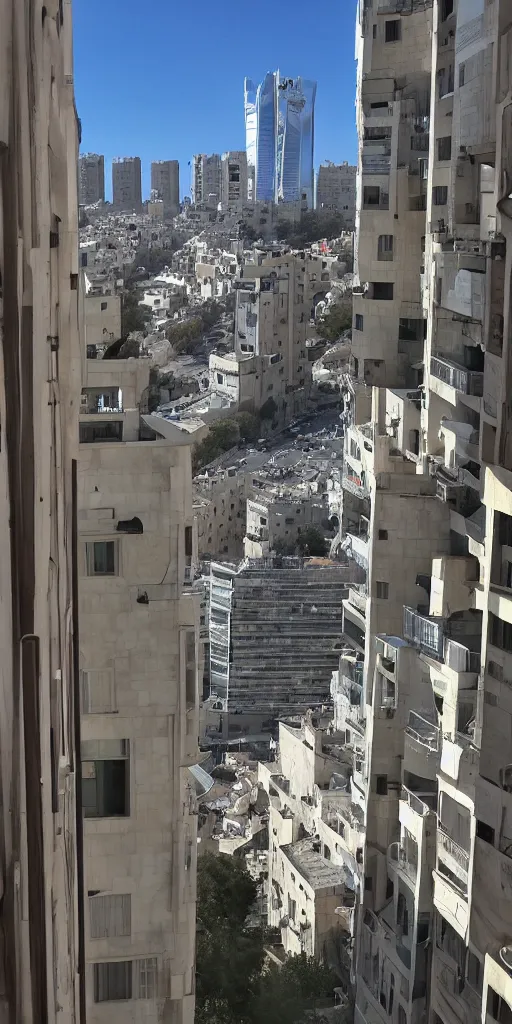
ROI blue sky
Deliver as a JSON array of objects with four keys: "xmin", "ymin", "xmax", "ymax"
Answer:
[{"xmin": 73, "ymin": 0, "xmax": 358, "ymax": 201}]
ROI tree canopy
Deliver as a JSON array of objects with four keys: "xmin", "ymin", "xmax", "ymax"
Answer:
[
  {"xmin": 120, "ymin": 289, "xmax": 151, "ymax": 337},
  {"xmin": 297, "ymin": 526, "xmax": 328, "ymax": 557},
  {"xmin": 276, "ymin": 211, "xmax": 345, "ymax": 247},
  {"xmin": 316, "ymin": 300, "xmax": 353, "ymax": 343},
  {"xmin": 195, "ymin": 853, "xmax": 343, "ymax": 1024},
  {"xmin": 193, "ymin": 413, "xmax": 260, "ymax": 473}
]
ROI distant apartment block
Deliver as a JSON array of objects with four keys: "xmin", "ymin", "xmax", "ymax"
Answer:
[
  {"xmin": 221, "ymin": 151, "xmax": 248, "ymax": 206},
  {"xmin": 191, "ymin": 154, "xmax": 221, "ymax": 207},
  {"xmin": 80, "ymin": 152, "xmax": 105, "ymax": 205},
  {"xmin": 112, "ymin": 156, "xmax": 142, "ymax": 212},
  {"xmin": 151, "ymin": 159, "xmax": 180, "ymax": 216},
  {"xmin": 316, "ymin": 161, "xmax": 356, "ymax": 228}
]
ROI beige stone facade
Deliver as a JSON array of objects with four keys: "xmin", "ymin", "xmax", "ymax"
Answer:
[
  {"xmin": 78, "ymin": 359, "xmax": 200, "ymax": 1023},
  {"xmin": 0, "ymin": 0, "xmax": 83, "ymax": 1018}
]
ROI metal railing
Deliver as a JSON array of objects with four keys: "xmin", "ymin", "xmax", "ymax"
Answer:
[
  {"xmin": 401, "ymin": 785, "xmax": 436, "ymax": 815},
  {"xmin": 387, "ymin": 842, "xmax": 418, "ymax": 884},
  {"xmin": 406, "ymin": 711, "xmax": 440, "ymax": 751},
  {"xmin": 430, "ymin": 356, "xmax": 484, "ymax": 397},
  {"xmin": 403, "ymin": 607, "xmax": 444, "ymax": 658},
  {"xmin": 437, "ymin": 827, "xmax": 469, "ymax": 888}
]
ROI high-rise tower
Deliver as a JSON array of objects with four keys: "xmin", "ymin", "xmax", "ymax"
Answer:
[
  {"xmin": 79, "ymin": 153, "xmax": 105, "ymax": 205},
  {"xmin": 151, "ymin": 160, "xmax": 180, "ymax": 216},
  {"xmin": 244, "ymin": 72, "xmax": 316, "ymax": 207},
  {"xmin": 112, "ymin": 157, "xmax": 142, "ymax": 212}
]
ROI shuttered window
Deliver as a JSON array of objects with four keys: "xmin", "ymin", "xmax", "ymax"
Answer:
[
  {"xmin": 93, "ymin": 961, "xmax": 132, "ymax": 1002},
  {"xmin": 81, "ymin": 668, "xmax": 116, "ymax": 713},
  {"xmin": 89, "ymin": 894, "xmax": 131, "ymax": 938}
]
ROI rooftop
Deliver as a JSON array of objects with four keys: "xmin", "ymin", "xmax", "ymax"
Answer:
[{"xmin": 281, "ymin": 836, "xmax": 351, "ymax": 890}]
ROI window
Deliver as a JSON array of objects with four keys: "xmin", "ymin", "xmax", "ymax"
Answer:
[
  {"xmin": 441, "ymin": 0, "xmax": 454, "ymax": 18},
  {"xmin": 376, "ymin": 581, "xmax": 389, "ymax": 599},
  {"xmin": 94, "ymin": 961, "xmax": 132, "ymax": 1002},
  {"xmin": 397, "ymin": 893, "xmax": 409, "ymax": 935},
  {"xmin": 433, "ymin": 186, "xmax": 448, "ymax": 206},
  {"xmin": 86, "ymin": 344, "xmax": 97, "ymax": 359},
  {"xmin": 398, "ymin": 1008, "xmax": 407, "ymax": 1024},
  {"xmin": 376, "ymin": 774, "xmax": 388, "ymax": 795},
  {"xmin": 385, "ymin": 19, "xmax": 401, "ymax": 42},
  {"xmin": 101, "ymin": 301, "xmax": 108, "ymax": 311},
  {"xmin": 363, "ymin": 185, "xmax": 381, "ymax": 207},
  {"xmin": 82, "ymin": 739, "xmax": 130, "ymax": 818},
  {"xmin": 476, "ymin": 819, "xmax": 495, "ymax": 845},
  {"xmin": 184, "ymin": 630, "xmax": 196, "ymax": 709},
  {"xmin": 459, "ymin": 63, "xmax": 465, "ymax": 87},
  {"xmin": 89, "ymin": 894, "xmax": 131, "ymax": 938},
  {"xmin": 81, "ymin": 668, "xmax": 116, "ymax": 714},
  {"xmin": 80, "ymin": 421, "xmax": 123, "ymax": 444},
  {"xmin": 135, "ymin": 958, "xmax": 158, "ymax": 1000},
  {"xmin": 288, "ymin": 896, "xmax": 297, "ymax": 921},
  {"xmin": 373, "ymin": 282, "xmax": 393, "ymax": 300},
  {"xmin": 466, "ymin": 951, "xmax": 483, "ymax": 994},
  {"xmin": 355, "ymin": 314, "xmax": 364, "ymax": 331},
  {"xmin": 489, "ymin": 612, "xmax": 512, "ymax": 653},
  {"xmin": 377, "ymin": 235, "xmax": 393, "ymax": 261},
  {"xmin": 437, "ymin": 136, "xmax": 452, "ymax": 161},
  {"xmin": 217, "ymin": 373, "xmax": 224, "ymax": 384},
  {"xmin": 488, "ymin": 659, "xmax": 503, "ymax": 681},
  {"xmin": 85, "ymin": 540, "xmax": 118, "ymax": 577},
  {"xmin": 378, "ymin": 529, "xmax": 388, "ymax": 540}
]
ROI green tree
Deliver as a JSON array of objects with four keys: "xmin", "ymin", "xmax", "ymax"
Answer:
[
  {"xmin": 196, "ymin": 855, "xmax": 263, "ymax": 1022},
  {"xmin": 192, "ymin": 419, "xmax": 241, "ymax": 471},
  {"xmin": 236, "ymin": 411, "xmax": 260, "ymax": 442},
  {"xmin": 276, "ymin": 210, "xmax": 345, "ymax": 247},
  {"xmin": 297, "ymin": 526, "xmax": 328, "ymax": 557},
  {"xmin": 316, "ymin": 300, "xmax": 353, "ymax": 342},
  {"xmin": 252, "ymin": 954, "xmax": 340, "ymax": 1024},
  {"xmin": 121, "ymin": 290, "xmax": 150, "ymax": 336}
]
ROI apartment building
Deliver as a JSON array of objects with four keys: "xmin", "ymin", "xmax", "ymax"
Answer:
[
  {"xmin": 78, "ymin": 355, "xmax": 202, "ymax": 1022},
  {"xmin": 221, "ymin": 151, "xmax": 248, "ymax": 206},
  {"xmin": 345, "ymin": 3, "xmax": 512, "ymax": 1024},
  {"xmin": 316, "ymin": 162, "xmax": 357, "ymax": 229},
  {"xmin": 151, "ymin": 160, "xmax": 180, "ymax": 217},
  {"xmin": 208, "ymin": 557, "xmax": 361, "ymax": 733},
  {"xmin": 212, "ymin": 251, "xmax": 331, "ymax": 420},
  {"xmin": 258, "ymin": 714, "xmax": 360, "ymax": 982},
  {"xmin": 352, "ymin": 0, "xmax": 432, "ymax": 389},
  {"xmin": 112, "ymin": 157, "xmax": 143, "ymax": 212},
  {"xmin": 0, "ymin": 0, "xmax": 83, "ymax": 1019},
  {"xmin": 80, "ymin": 152, "xmax": 106, "ymax": 205},
  {"xmin": 191, "ymin": 154, "xmax": 221, "ymax": 207}
]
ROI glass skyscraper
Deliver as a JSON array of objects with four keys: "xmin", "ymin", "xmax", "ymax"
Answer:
[{"xmin": 244, "ymin": 72, "xmax": 316, "ymax": 207}]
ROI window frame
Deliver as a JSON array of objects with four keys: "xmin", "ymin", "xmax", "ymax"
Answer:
[{"xmin": 85, "ymin": 539, "xmax": 119, "ymax": 577}]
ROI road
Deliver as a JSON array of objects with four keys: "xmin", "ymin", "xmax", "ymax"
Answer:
[{"xmin": 212, "ymin": 407, "xmax": 343, "ymax": 474}]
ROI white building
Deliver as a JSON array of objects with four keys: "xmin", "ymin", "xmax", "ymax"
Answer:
[
  {"xmin": 112, "ymin": 157, "xmax": 143, "ymax": 212},
  {"xmin": 192, "ymin": 154, "xmax": 221, "ymax": 208}
]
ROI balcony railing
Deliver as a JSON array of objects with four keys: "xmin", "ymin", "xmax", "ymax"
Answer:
[
  {"xmin": 437, "ymin": 827, "xmax": 469, "ymax": 892},
  {"xmin": 401, "ymin": 785, "xmax": 436, "ymax": 815},
  {"xmin": 403, "ymin": 607, "xmax": 444, "ymax": 658},
  {"xmin": 362, "ymin": 155, "xmax": 391, "ymax": 175},
  {"xmin": 387, "ymin": 842, "xmax": 418, "ymax": 886},
  {"xmin": 406, "ymin": 711, "xmax": 440, "ymax": 751},
  {"xmin": 430, "ymin": 356, "xmax": 484, "ymax": 397}
]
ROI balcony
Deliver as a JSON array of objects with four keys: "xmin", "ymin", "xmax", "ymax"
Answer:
[
  {"xmin": 405, "ymin": 711, "xmax": 439, "ymax": 751},
  {"xmin": 400, "ymin": 785, "xmax": 436, "ymax": 815},
  {"xmin": 341, "ymin": 469, "xmax": 369, "ymax": 499},
  {"xmin": 430, "ymin": 356, "xmax": 484, "ymax": 397},
  {"xmin": 346, "ymin": 532, "xmax": 368, "ymax": 568},
  {"xmin": 348, "ymin": 585, "xmax": 368, "ymax": 617},
  {"xmin": 403, "ymin": 607, "xmax": 444, "ymax": 658},
  {"xmin": 437, "ymin": 827, "xmax": 469, "ymax": 893},
  {"xmin": 387, "ymin": 841, "xmax": 417, "ymax": 887},
  {"xmin": 362, "ymin": 154, "xmax": 391, "ymax": 175},
  {"xmin": 80, "ymin": 388, "xmax": 123, "ymax": 414}
]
